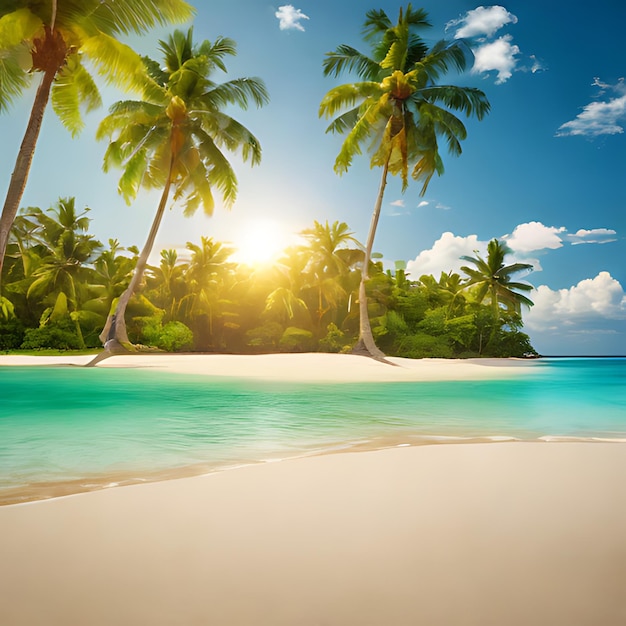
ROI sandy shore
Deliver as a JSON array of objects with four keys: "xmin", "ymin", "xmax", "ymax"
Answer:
[
  {"xmin": 1, "ymin": 442, "xmax": 625, "ymax": 626},
  {"xmin": 0, "ymin": 352, "xmax": 542, "ymax": 382}
]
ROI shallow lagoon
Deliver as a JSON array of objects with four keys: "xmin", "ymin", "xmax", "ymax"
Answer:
[{"xmin": 1, "ymin": 357, "xmax": 624, "ymax": 501}]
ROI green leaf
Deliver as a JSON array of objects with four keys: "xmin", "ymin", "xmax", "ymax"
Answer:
[{"xmin": 51, "ymin": 55, "xmax": 102, "ymax": 136}]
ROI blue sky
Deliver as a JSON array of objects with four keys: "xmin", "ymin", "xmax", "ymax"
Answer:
[{"xmin": 1, "ymin": 1, "xmax": 625, "ymax": 355}]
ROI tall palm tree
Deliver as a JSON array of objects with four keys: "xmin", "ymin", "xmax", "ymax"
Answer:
[
  {"xmin": 319, "ymin": 4, "xmax": 490, "ymax": 359},
  {"xmin": 460, "ymin": 238, "xmax": 534, "ymax": 317},
  {"xmin": 96, "ymin": 28, "xmax": 269, "ymax": 349},
  {"xmin": 0, "ymin": 0, "xmax": 194, "ymax": 282}
]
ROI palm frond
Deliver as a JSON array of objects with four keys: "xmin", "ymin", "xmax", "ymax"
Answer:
[
  {"xmin": 416, "ymin": 38, "xmax": 474, "ymax": 80},
  {"xmin": 0, "ymin": 54, "xmax": 31, "ymax": 112},
  {"xmin": 51, "ymin": 55, "xmax": 102, "ymax": 136},
  {"xmin": 195, "ymin": 111, "xmax": 262, "ymax": 166},
  {"xmin": 117, "ymin": 148, "xmax": 149, "ymax": 204},
  {"xmin": 324, "ymin": 106, "xmax": 361, "ymax": 135},
  {"xmin": 81, "ymin": 32, "xmax": 147, "ymax": 93},
  {"xmin": 198, "ymin": 35, "xmax": 237, "ymax": 73},
  {"xmin": 0, "ymin": 8, "xmax": 42, "ymax": 110},
  {"xmin": 418, "ymin": 85, "xmax": 490, "ymax": 120},
  {"xmin": 89, "ymin": 0, "xmax": 194, "ymax": 37},
  {"xmin": 362, "ymin": 8, "xmax": 392, "ymax": 40},
  {"xmin": 319, "ymin": 82, "xmax": 381, "ymax": 120},
  {"xmin": 0, "ymin": 7, "xmax": 42, "ymax": 47},
  {"xmin": 322, "ymin": 46, "xmax": 380, "ymax": 79},
  {"xmin": 193, "ymin": 129, "xmax": 238, "ymax": 207},
  {"xmin": 205, "ymin": 77, "xmax": 269, "ymax": 110}
]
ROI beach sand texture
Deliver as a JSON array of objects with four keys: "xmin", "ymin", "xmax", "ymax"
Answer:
[
  {"xmin": 1, "ymin": 354, "xmax": 624, "ymax": 625},
  {"xmin": 1, "ymin": 442, "xmax": 625, "ymax": 625}
]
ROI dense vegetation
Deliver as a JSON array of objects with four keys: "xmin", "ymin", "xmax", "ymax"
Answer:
[{"xmin": 0, "ymin": 198, "xmax": 536, "ymax": 357}]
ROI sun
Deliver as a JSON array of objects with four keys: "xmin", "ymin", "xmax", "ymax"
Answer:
[{"xmin": 231, "ymin": 219, "xmax": 290, "ymax": 266}]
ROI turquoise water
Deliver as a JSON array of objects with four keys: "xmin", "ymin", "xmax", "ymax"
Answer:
[{"xmin": 1, "ymin": 358, "xmax": 624, "ymax": 497}]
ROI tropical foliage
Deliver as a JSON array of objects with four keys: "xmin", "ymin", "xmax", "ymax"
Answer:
[
  {"xmin": 319, "ymin": 4, "xmax": 490, "ymax": 358},
  {"xmin": 0, "ymin": 0, "xmax": 194, "ymax": 281},
  {"xmin": 1, "ymin": 199, "xmax": 537, "ymax": 357}
]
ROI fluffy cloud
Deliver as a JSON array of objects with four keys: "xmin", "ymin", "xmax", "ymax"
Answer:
[
  {"xmin": 448, "ymin": 5, "xmax": 517, "ymax": 38},
  {"xmin": 447, "ymin": 6, "xmax": 522, "ymax": 84},
  {"xmin": 504, "ymin": 221, "xmax": 566, "ymax": 253},
  {"xmin": 275, "ymin": 5, "xmax": 309, "ymax": 31},
  {"xmin": 556, "ymin": 78, "xmax": 626, "ymax": 137},
  {"xmin": 568, "ymin": 228, "xmax": 618, "ymax": 245},
  {"xmin": 406, "ymin": 232, "xmax": 483, "ymax": 278},
  {"xmin": 525, "ymin": 272, "xmax": 626, "ymax": 332},
  {"xmin": 472, "ymin": 35, "xmax": 520, "ymax": 84}
]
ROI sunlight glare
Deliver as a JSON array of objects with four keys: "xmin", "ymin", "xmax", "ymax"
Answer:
[{"xmin": 232, "ymin": 219, "xmax": 290, "ymax": 266}]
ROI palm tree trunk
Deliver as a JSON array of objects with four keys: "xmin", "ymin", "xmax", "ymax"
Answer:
[
  {"xmin": 68, "ymin": 278, "xmax": 86, "ymax": 350},
  {"xmin": 0, "ymin": 69, "xmax": 56, "ymax": 286},
  {"xmin": 351, "ymin": 160, "xmax": 389, "ymax": 360},
  {"xmin": 99, "ymin": 159, "xmax": 175, "ymax": 349}
]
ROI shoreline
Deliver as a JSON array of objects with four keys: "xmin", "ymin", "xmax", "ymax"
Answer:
[
  {"xmin": 2, "ymin": 434, "xmax": 625, "ymax": 507},
  {"xmin": 1, "ymin": 442, "xmax": 625, "ymax": 625},
  {"xmin": 1, "ymin": 353, "xmax": 622, "ymax": 506},
  {"xmin": 0, "ymin": 352, "xmax": 544, "ymax": 382}
]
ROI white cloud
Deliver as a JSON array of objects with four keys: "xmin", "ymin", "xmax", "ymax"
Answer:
[
  {"xmin": 525, "ymin": 272, "xmax": 626, "ymax": 332},
  {"xmin": 556, "ymin": 78, "xmax": 626, "ymax": 137},
  {"xmin": 505, "ymin": 221, "xmax": 566, "ymax": 253},
  {"xmin": 528, "ymin": 55, "xmax": 547, "ymax": 74},
  {"xmin": 406, "ymin": 232, "xmax": 483, "ymax": 278},
  {"xmin": 417, "ymin": 201, "xmax": 429, "ymax": 208},
  {"xmin": 390, "ymin": 199, "xmax": 405, "ymax": 207},
  {"xmin": 448, "ymin": 5, "xmax": 517, "ymax": 39},
  {"xmin": 472, "ymin": 35, "xmax": 520, "ymax": 84},
  {"xmin": 568, "ymin": 228, "xmax": 618, "ymax": 245},
  {"xmin": 275, "ymin": 5, "xmax": 309, "ymax": 31}
]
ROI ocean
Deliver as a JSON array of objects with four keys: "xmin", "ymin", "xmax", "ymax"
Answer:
[{"xmin": 1, "ymin": 357, "xmax": 624, "ymax": 502}]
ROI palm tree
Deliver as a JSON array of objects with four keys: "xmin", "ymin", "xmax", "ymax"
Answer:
[
  {"xmin": 319, "ymin": 4, "xmax": 490, "ymax": 359},
  {"xmin": 180, "ymin": 236, "xmax": 235, "ymax": 348},
  {"xmin": 300, "ymin": 220, "xmax": 362, "ymax": 329},
  {"xmin": 0, "ymin": 0, "xmax": 194, "ymax": 282},
  {"xmin": 460, "ymin": 238, "xmax": 534, "ymax": 317},
  {"xmin": 96, "ymin": 28, "xmax": 269, "ymax": 350},
  {"xmin": 26, "ymin": 197, "xmax": 103, "ymax": 347},
  {"xmin": 145, "ymin": 248, "xmax": 188, "ymax": 321}
]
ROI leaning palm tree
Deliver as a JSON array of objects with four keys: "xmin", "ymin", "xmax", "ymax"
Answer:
[
  {"xmin": 460, "ymin": 238, "xmax": 534, "ymax": 317},
  {"xmin": 0, "ymin": 0, "xmax": 194, "ymax": 282},
  {"xmin": 96, "ymin": 28, "xmax": 268, "ymax": 350},
  {"xmin": 319, "ymin": 4, "xmax": 490, "ymax": 359}
]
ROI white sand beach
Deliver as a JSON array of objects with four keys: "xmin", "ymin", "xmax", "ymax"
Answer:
[
  {"xmin": 1, "ymin": 354, "xmax": 624, "ymax": 625},
  {"xmin": 0, "ymin": 351, "xmax": 541, "ymax": 382}
]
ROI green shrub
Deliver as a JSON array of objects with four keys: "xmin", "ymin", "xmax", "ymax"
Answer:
[
  {"xmin": 21, "ymin": 321, "xmax": 82, "ymax": 350},
  {"xmin": 156, "ymin": 321, "xmax": 193, "ymax": 352},
  {"xmin": 279, "ymin": 326, "xmax": 314, "ymax": 352},
  {"xmin": 0, "ymin": 318, "xmax": 25, "ymax": 350},
  {"xmin": 393, "ymin": 333, "xmax": 453, "ymax": 358},
  {"xmin": 246, "ymin": 322, "xmax": 283, "ymax": 351},
  {"xmin": 319, "ymin": 323, "xmax": 348, "ymax": 353}
]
